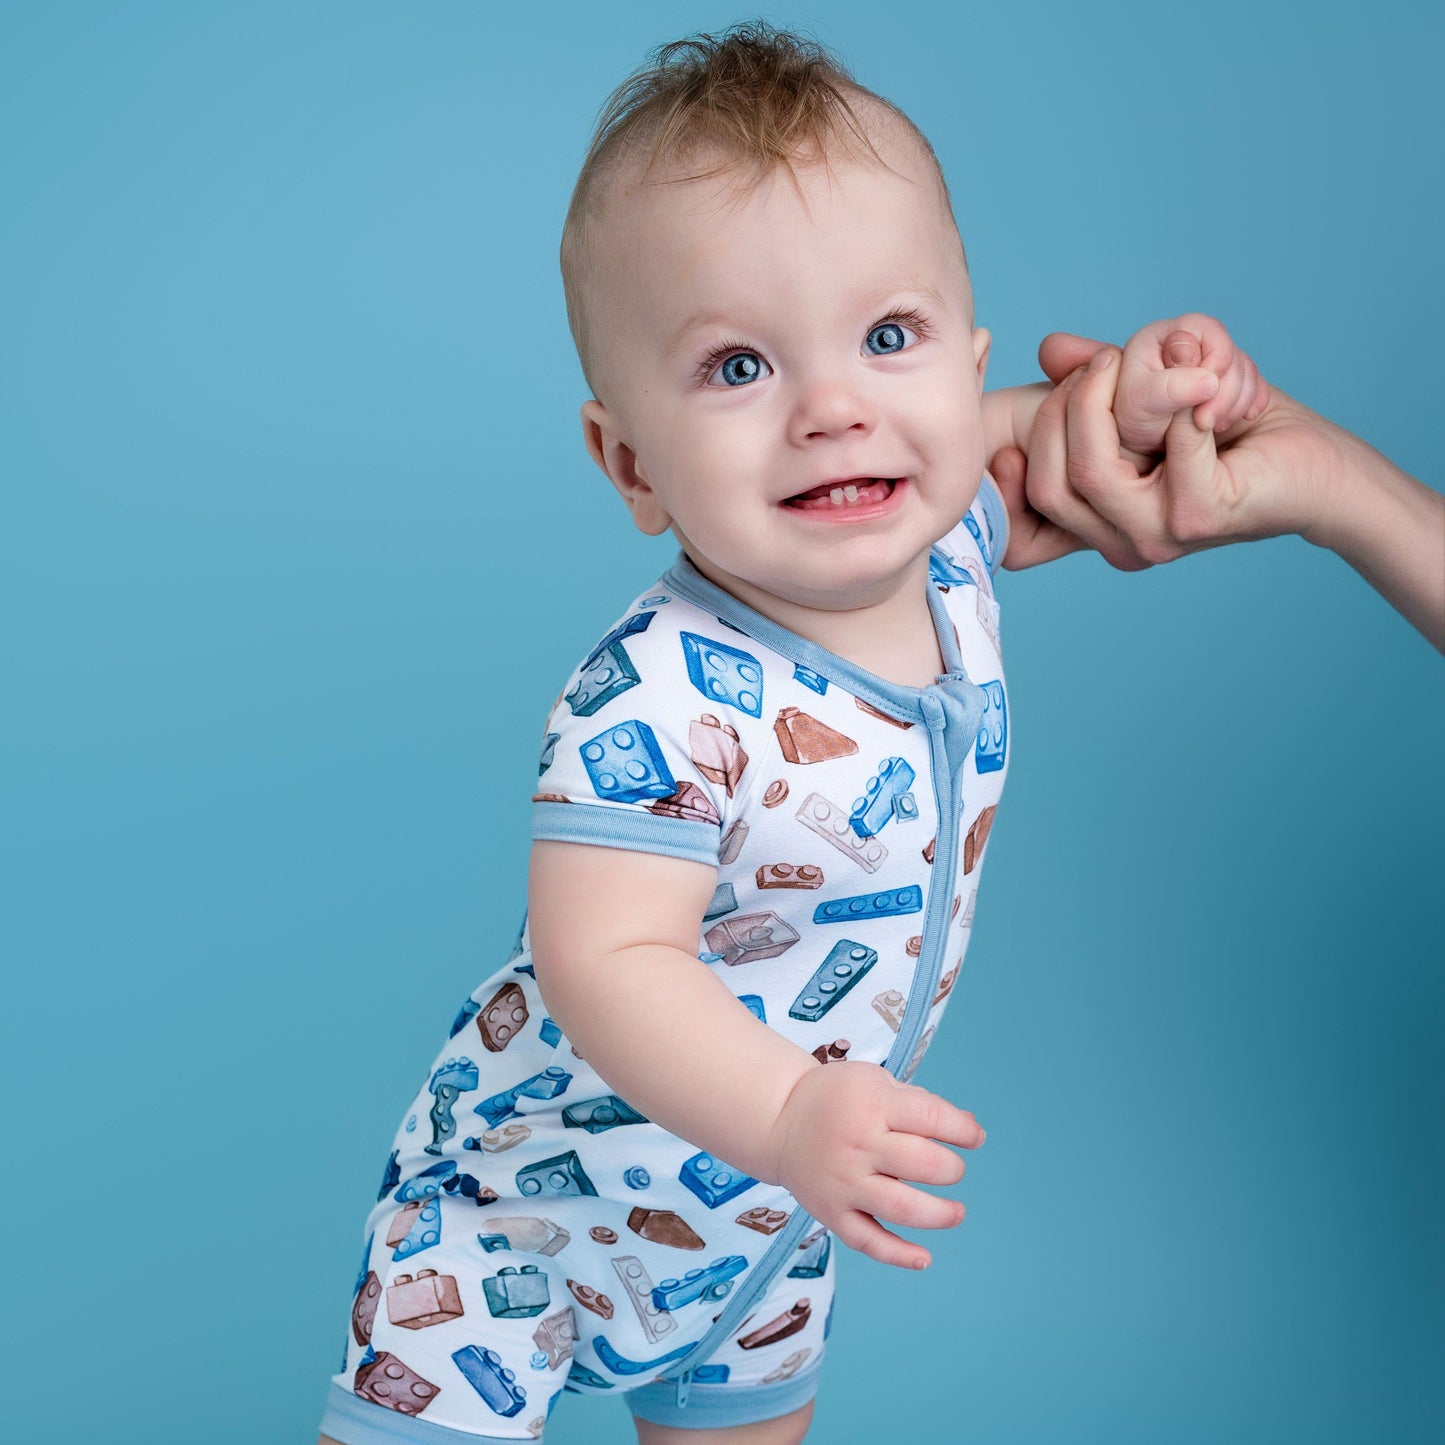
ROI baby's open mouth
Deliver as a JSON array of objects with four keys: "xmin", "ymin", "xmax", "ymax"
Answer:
[{"xmin": 784, "ymin": 478, "xmax": 899, "ymax": 510}]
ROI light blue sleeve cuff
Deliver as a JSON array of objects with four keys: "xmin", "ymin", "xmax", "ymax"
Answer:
[
  {"xmin": 976, "ymin": 471, "xmax": 1010, "ymax": 575},
  {"xmin": 532, "ymin": 800, "xmax": 721, "ymax": 866}
]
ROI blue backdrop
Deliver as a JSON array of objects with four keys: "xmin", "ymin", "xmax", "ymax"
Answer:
[{"xmin": 2, "ymin": 2, "xmax": 1440, "ymax": 1442}]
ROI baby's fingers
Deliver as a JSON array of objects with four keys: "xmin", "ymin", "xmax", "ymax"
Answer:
[
  {"xmin": 879, "ymin": 1130, "xmax": 967, "ymax": 1188},
  {"xmin": 833, "ymin": 1209, "xmax": 935, "ymax": 1271},
  {"xmin": 889, "ymin": 1084, "xmax": 985, "ymax": 1150}
]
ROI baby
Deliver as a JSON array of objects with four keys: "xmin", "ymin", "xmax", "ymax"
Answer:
[{"xmin": 317, "ymin": 23, "xmax": 1263, "ymax": 1445}]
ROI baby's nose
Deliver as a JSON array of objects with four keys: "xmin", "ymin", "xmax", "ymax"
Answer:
[{"xmin": 788, "ymin": 372, "xmax": 877, "ymax": 442}]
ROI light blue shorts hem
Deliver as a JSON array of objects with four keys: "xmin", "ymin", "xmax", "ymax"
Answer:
[
  {"xmin": 625, "ymin": 1363, "xmax": 823, "ymax": 1430},
  {"xmin": 319, "ymin": 1383, "xmax": 519, "ymax": 1444}
]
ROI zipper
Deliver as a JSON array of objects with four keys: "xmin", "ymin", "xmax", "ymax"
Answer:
[
  {"xmin": 658, "ymin": 674, "xmax": 983, "ymax": 1402},
  {"xmin": 888, "ymin": 677, "xmax": 982, "ymax": 1076}
]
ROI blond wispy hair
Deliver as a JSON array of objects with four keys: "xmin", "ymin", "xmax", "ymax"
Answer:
[{"xmin": 559, "ymin": 20, "xmax": 955, "ymax": 398}]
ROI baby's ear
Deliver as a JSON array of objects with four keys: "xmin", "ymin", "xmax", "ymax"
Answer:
[
  {"xmin": 579, "ymin": 400, "xmax": 671, "ymax": 536},
  {"xmin": 972, "ymin": 327, "xmax": 992, "ymax": 390}
]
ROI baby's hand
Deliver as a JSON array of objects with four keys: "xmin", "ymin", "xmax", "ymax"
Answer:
[
  {"xmin": 1111, "ymin": 313, "xmax": 1268, "ymax": 454},
  {"xmin": 765, "ymin": 1060, "xmax": 985, "ymax": 1270}
]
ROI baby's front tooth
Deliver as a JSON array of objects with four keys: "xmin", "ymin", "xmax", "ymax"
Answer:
[
  {"xmin": 829, "ymin": 488, "xmax": 845, "ymax": 505},
  {"xmin": 843, "ymin": 484, "xmax": 859, "ymax": 502}
]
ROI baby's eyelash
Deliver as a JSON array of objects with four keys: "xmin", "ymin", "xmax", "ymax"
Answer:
[
  {"xmin": 692, "ymin": 338, "xmax": 757, "ymax": 387},
  {"xmin": 882, "ymin": 306, "xmax": 933, "ymax": 338}
]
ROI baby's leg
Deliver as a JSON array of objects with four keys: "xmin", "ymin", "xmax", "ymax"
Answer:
[{"xmin": 633, "ymin": 1400, "xmax": 814, "ymax": 1445}]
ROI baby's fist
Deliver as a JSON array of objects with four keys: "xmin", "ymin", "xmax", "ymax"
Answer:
[{"xmin": 1113, "ymin": 312, "xmax": 1268, "ymax": 453}]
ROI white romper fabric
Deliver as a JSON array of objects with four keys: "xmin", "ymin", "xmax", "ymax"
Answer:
[{"xmin": 319, "ymin": 480, "xmax": 1010, "ymax": 1443}]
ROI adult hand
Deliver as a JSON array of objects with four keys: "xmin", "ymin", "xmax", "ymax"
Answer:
[{"xmin": 994, "ymin": 328, "xmax": 1445, "ymax": 649}]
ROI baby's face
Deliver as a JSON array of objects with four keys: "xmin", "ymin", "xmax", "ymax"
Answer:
[{"xmin": 581, "ymin": 126, "xmax": 989, "ymax": 620}]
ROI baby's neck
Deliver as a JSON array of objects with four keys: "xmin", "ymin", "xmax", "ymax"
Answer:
[{"xmin": 689, "ymin": 552, "xmax": 947, "ymax": 690}]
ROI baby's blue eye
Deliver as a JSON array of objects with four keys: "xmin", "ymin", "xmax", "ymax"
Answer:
[
  {"xmin": 708, "ymin": 351, "xmax": 770, "ymax": 387},
  {"xmin": 865, "ymin": 321, "xmax": 916, "ymax": 356}
]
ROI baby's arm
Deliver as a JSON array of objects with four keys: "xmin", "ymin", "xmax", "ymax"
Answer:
[{"xmin": 529, "ymin": 840, "xmax": 985, "ymax": 1270}]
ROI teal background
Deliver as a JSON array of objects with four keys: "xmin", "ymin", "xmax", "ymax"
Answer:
[{"xmin": 3, "ymin": 1, "xmax": 1441, "ymax": 1441}]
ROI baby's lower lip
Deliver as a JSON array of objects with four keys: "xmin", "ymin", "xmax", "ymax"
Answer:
[{"xmin": 783, "ymin": 478, "xmax": 904, "ymax": 519}]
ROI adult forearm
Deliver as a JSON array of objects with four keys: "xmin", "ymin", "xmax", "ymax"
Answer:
[{"xmin": 1302, "ymin": 421, "xmax": 1445, "ymax": 652}]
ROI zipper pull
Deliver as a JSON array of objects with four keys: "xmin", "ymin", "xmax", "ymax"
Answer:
[{"xmin": 675, "ymin": 1367, "xmax": 693, "ymax": 1408}]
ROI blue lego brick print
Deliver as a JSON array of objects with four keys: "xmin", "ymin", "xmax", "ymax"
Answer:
[
  {"xmin": 377, "ymin": 1150, "xmax": 401, "ymax": 1200},
  {"xmin": 788, "ymin": 1230, "xmax": 831, "ymax": 1278},
  {"xmin": 392, "ymin": 1197, "xmax": 442, "ymax": 1261},
  {"xmin": 793, "ymin": 664, "xmax": 828, "ymax": 695},
  {"xmin": 652, "ymin": 1255, "xmax": 748, "ymax": 1310},
  {"xmin": 849, "ymin": 757, "xmax": 916, "ymax": 838},
  {"xmin": 353, "ymin": 1233, "xmax": 374, "ymax": 1295},
  {"xmin": 516, "ymin": 1149, "xmax": 598, "ymax": 1199},
  {"xmin": 539, "ymin": 1017, "xmax": 562, "ymax": 1048},
  {"xmin": 929, "ymin": 550, "xmax": 978, "ymax": 589},
  {"xmin": 395, "ymin": 1160, "xmax": 457, "ymax": 1202},
  {"xmin": 538, "ymin": 731, "xmax": 559, "ymax": 776},
  {"xmin": 427, "ymin": 1055, "xmax": 480, "ymax": 1155},
  {"xmin": 679, "ymin": 632, "xmax": 764, "ymax": 717},
  {"xmin": 812, "ymin": 885, "xmax": 923, "ymax": 925},
  {"xmin": 582, "ymin": 610, "xmax": 657, "ymax": 671},
  {"xmin": 964, "ymin": 508, "xmax": 998, "ymax": 571},
  {"xmin": 580, "ymin": 721, "xmax": 677, "ymax": 803},
  {"xmin": 483, "ymin": 1265, "xmax": 551, "ymax": 1319},
  {"xmin": 694, "ymin": 1364, "xmax": 731, "ymax": 1384},
  {"xmin": 974, "ymin": 680, "xmax": 1007, "ymax": 774},
  {"xmin": 565, "ymin": 640, "xmax": 641, "ymax": 717},
  {"xmin": 452, "ymin": 1345, "xmax": 527, "ymax": 1417},
  {"xmin": 738, "ymin": 993, "xmax": 766, "ymax": 1023},
  {"xmin": 474, "ymin": 1065, "xmax": 573, "ymax": 1128},
  {"xmin": 593, "ymin": 1336, "xmax": 694, "ymax": 1377},
  {"xmin": 892, "ymin": 791, "xmax": 919, "ymax": 823},
  {"xmin": 624, "ymin": 1166, "xmax": 651, "ymax": 1190},
  {"xmin": 450, "ymin": 998, "xmax": 481, "ymax": 1038},
  {"xmin": 788, "ymin": 940, "xmax": 878, "ymax": 1022},
  {"xmin": 679, "ymin": 1152, "xmax": 757, "ymax": 1209},
  {"xmin": 562, "ymin": 1094, "xmax": 648, "ymax": 1133},
  {"xmin": 704, "ymin": 882, "xmax": 738, "ymax": 922},
  {"xmin": 565, "ymin": 1362, "xmax": 615, "ymax": 1391}
]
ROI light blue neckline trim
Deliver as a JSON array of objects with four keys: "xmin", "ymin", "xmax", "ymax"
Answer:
[
  {"xmin": 661, "ymin": 550, "xmax": 968, "ymax": 723},
  {"xmin": 975, "ymin": 473, "xmax": 1010, "ymax": 576},
  {"xmin": 532, "ymin": 800, "xmax": 721, "ymax": 866}
]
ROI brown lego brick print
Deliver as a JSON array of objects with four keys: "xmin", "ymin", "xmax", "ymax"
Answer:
[
  {"xmin": 531, "ymin": 792, "xmax": 569, "ymax": 804},
  {"xmin": 736, "ymin": 1206, "xmax": 790, "ymax": 1235},
  {"xmin": 811, "ymin": 1038, "xmax": 850, "ymax": 1064},
  {"xmin": 567, "ymin": 1280, "xmax": 615, "ymax": 1318},
  {"xmin": 690, "ymin": 714, "xmax": 749, "ymax": 796},
  {"xmin": 773, "ymin": 707, "xmax": 858, "ymax": 764},
  {"xmin": 905, "ymin": 934, "xmax": 923, "ymax": 957},
  {"xmin": 352, "ymin": 1270, "xmax": 381, "ymax": 1345},
  {"xmin": 387, "ymin": 1269, "xmax": 465, "ymax": 1331},
  {"xmin": 704, "ymin": 910, "xmax": 800, "ymax": 965},
  {"xmin": 755, "ymin": 862, "xmax": 824, "ymax": 890},
  {"xmin": 648, "ymin": 781, "xmax": 721, "ymax": 826},
  {"xmin": 354, "ymin": 1352, "xmax": 440, "ymax": 1416},
  {"xmin": 532, "ymin": 1306, "xmax": 579, "ymax": 1369},
  {"xmin": 478, "ymin": 981, "xmax": 528, "ymax": 1053},
  {"xmin": 854, "ymin": 696, "xmax": 913, "ymax": 728},
  {"xmin": 933, "ymin": 964, "xmax": 959, "ymax": 1005},
  {"xmin": 738, "ymin": 1298, "xmax": 811, "ymax": 1349},
  {"xmin": 963, "ymin": 805, "xmax": 996, "ymax": 873},
  {"xmin": 589, "ymin": 1226, "xmax": 618, "ymax": 1245},
  {"xmin": 627, "ymin": 1206, "xmax": 705, "ymax": 1250},
  {"xmin": 762, "ymin": 779, "xmax": 789, "ymax": 808},
  {"xmin": 922, "ymin": 836, "xmax": 936, "ymax": 865}
]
